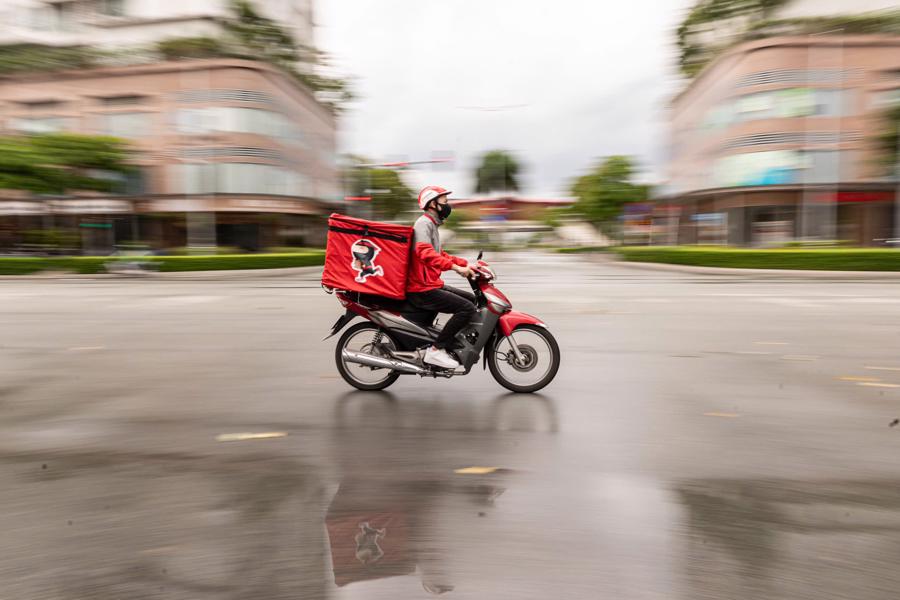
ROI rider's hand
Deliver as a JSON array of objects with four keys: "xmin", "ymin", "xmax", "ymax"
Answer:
[{"xmin": 453, "ymin": 264, "xmax": 474, "ymax": 279}]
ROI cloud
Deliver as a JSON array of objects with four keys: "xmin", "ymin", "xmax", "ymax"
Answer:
[{"xmin": 317, "ymin": 0, "xmax": 692, "ymax": 196}]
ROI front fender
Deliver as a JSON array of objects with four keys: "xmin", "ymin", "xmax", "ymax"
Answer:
[{"xmin": 497, "ymin": 310, "xmax": 547, "ymax": 337}]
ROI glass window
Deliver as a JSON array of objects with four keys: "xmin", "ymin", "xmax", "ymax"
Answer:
[
  {"xmin": 98, "ymin": 0, "xmax": 125, "ymax": 17},
  {"xmin": 101, "ymin": 95, "xmax": 145, "ymax": 107},
  {"xmin": 870, "ymin": 89, "xmax": 900, "ymax": 109},
  {"xmin": 811, "ymin": 89, "xmax": 844, "ymax": 117},
  {"xmin": 736, "ymin": 92, "xmax": 775, "ymax": 121},
  {"xmin": 180, "ymin": 164, "xmax": 216, "ymax": 194},
  {"xmin": 104, "ymin": 112, "xmax": 150, "ymax": 138},
  {"xmin": 11, "ymin": 117, "xmax": 75, "ymax": 133},
  {"xmin": 713, "ymin": 149, "xmax": 853, "ymax": 187},
  {"xmin": 192, "ymin": 107, "xmax": 307, "ymax": 146},
  {"xmin": 798, "ymin": 150, "xmax": 850, "ymax": 184},
  {"xmin": 175, "ymin": 109, "xmax": 214, "ymax": 134}
]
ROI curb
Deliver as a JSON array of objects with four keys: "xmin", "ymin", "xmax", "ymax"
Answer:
[
  {"xmin": 606, "ymin": 258, "xmax": 900, "ymax": 280},
  {"xmin": 0, "ymin": 265, "xmax": 325, "ymax": 281}
]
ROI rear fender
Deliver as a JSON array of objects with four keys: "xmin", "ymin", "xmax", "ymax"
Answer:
[
  {"xmin": 498, "ymin": 310, "xmax": 547, "ymax": 337},
  {"xmin": 323, "ymin": 309, "xmax": 357, "ymax": 340}
]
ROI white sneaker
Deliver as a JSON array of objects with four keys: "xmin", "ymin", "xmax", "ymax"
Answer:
[{"xmin": 424, "ymin": 346, "xmax": 460, "ymax": 369}]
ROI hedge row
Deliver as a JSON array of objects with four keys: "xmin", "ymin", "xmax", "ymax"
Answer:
[
  {"xmin": 612, "ymin": 246, "xmax": 900, "ymax": 271},
  {"xmin": 0, "ymin": 251, "xmax": 326, "ymax": 275}
]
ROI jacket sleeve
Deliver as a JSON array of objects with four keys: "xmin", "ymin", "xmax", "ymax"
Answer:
[
  {"xmin": 442, "ymin": 251, "xmax": 468, "ymax": 267},
  {"xmin": 414, "ymin": 242, "xmax": 457, "ymax": 271}
]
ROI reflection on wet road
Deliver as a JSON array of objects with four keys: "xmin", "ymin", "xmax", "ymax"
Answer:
[{"xmin": 4, "ymin": 254, "xmax": 900, "ymax": 598}]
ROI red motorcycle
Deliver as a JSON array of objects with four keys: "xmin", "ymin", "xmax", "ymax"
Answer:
[{"xmin": 324, "ymin": 253, "xmax": 560, "ymax": 393}]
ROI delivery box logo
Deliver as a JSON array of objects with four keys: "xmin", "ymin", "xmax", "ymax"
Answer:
[{"xmin": 350, "ymin": 239, "xmax": 385, "ymax": 283}]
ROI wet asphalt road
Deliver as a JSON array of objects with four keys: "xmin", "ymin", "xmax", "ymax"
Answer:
[{"xmin": 3, "ymin": 252, "xmax": 900, "ymax": 599}]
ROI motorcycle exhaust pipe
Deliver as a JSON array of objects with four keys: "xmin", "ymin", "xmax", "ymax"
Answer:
[{"xmin": 341, "ymin": 349, "xmax": 425, "ymax": 375}]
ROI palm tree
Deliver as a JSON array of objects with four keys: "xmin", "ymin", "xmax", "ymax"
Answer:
[{"xmin": 474, "ymin": 150, "xmax": 521, "ymax": 194}]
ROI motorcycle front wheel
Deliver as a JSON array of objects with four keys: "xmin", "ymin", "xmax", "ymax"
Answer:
[
  {"xmin": 488, "ymin": 325, "xmax": 560, "ymax": 393},
  {"xmin": 335, "ymin": 322, "xmax": 401, "ymax": 391}
]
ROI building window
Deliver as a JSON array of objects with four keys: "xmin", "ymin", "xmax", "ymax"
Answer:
[
  {"xmin": 173, "ymin": 107, "xmax": 306, "ymax": 147},
  {"xmin": 100, "ymin": 95, "xmax": 146, "ymax": 107},
  {"xmin": 870, "ymin": 89, "xmax": 900, "ymax": 109},
  {"xmin": 88, "ymin": 168, "xmax": 146, "ymax": 195},
  {"xmin": 174, "ymin": 163, "xmax": 308, "ymax": 196},
  {"xmin": 98, "ymin": 0, "xmax": 125, "ymax": 17},
  {"xmin": 103, "ymin": 112, "xmax": 150, "ymax": 138},
  {"xmin": 11, "ymin": 117, "xmax": 76, "ymax": 134},
  {"xmin": 713, "ymin": 149, "xmax": 852, "ymax": 187}
]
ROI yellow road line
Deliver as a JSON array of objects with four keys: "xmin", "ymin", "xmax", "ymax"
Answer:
[
  {"xmin": 454, "ymin": 466, "xmax": 499, "ymax": 475},
  {"xmin": 837, "ymin": 376, "xmax": 882, "ymax": 382},
  {"xmin": 215, "ymin": 432, "xmax": 288, "ymax": 442},
  {"xmin": 858, "ymin": 382, "xmax": 900, "ymax": 389}
]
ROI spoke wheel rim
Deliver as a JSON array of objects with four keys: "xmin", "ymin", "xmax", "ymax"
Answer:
[
  {"xmin": 342, "ymin": 329, "xmax": 396, "ymax": 386},
  {"xmin": 493, "ymin": 331, "xmax": 553, "ymax": 387}
]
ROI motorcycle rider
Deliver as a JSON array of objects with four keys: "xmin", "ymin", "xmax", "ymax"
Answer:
[{"xmin": 407, "ymin": 186, "xmax": 476, "ymax": 369}]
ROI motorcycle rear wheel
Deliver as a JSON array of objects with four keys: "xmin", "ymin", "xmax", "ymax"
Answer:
[{"xmin": 335, "ymin": 323, "xmax": 402, "ymax": 391}]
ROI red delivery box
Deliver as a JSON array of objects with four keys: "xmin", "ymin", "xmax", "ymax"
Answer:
[{"xmin": 322, "ymin": 213, "xmax": 413, "ymax": 299}]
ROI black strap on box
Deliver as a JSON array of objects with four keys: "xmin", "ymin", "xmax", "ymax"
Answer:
[{"xmin": 328, "ymin": 225, "xmax": 408, "ymax": 243}]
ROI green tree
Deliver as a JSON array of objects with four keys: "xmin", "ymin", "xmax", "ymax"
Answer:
[
  {"xmin": 570, "ymin": 156, "xmax": 648, "ymax": 230},
  {"xmin": 474, "ymin": 150, "xmax": 521, "ymax": 194},
  {"xmin": 0, "ymin": 133, "xmax": 132, "ymax": 195},
  {"xmin": 0, "ymin": 44, "xmax": 101, "ymax": 75},
  {"xmin": 876, "ymin": 104, "xmax": 900, "ymax": 176},
  {"xmin": 343, "ymin": 158, "xmax": 415, "ymax": 221},
  {"xmin": 222, "ymin": 0, "xmax": 353, "ymax": 107}
]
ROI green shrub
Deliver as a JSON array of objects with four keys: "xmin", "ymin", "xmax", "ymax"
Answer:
[
  {"xmin": 613, "ymin": 246, "xmax": 900, "ymax": 271},
  {"xmin": 148, "ymin": 252, "xmax": 325, "ymax": 272},
  {"xmin": 0, "ymin": 251, "xmax": 325, "ymax": 275}
]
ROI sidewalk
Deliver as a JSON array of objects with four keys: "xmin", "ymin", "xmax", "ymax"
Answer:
[{"xmin": 600, "ymin": 255, "xmax": 900, "ymax": 280}]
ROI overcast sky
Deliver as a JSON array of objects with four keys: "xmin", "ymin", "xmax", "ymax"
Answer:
[{"xmin": 316, "ymin": 0, "xmax": 693, "ymax": 198}]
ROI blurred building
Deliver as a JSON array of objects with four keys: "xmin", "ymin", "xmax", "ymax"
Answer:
[
  {"xmin": 0, "ymin": 0, "xmax": 314, "ymax": 51},
  {"xmin": 666, "ymin": 2, "xmax": 900, "ymax": 246},
  {"xmin": 451, "ymin": 194, "xmax": 573, "ymax": 221},
  {"xmin": 0, "ymin": 58, "xmax": 337, "ymax": 252},
  {"xmin": 0, "ymin": 1, "xmax": 338, "ymax": 253}
]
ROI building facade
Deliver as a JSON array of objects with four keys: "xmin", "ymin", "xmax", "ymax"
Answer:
[
  {"xmin": 0, "ymin": 0, "xmax": 314, "ymax": 51},
  {"xmin": 0, "ymin": 58, "xmax": 338, "ymax": 253},
  {"xmin": 666, "ymin": 34, "xmax": 900, "ymax": 246}
]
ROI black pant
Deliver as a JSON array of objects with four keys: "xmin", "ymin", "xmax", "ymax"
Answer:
[{"xmin": 407, "ymin": 286, "xmax": 477, "ymax": 349}]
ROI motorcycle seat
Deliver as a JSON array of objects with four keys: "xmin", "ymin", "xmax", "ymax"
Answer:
[{"xmin": 355, "ymin": 293, "xmax": 437, "ymax": 326}]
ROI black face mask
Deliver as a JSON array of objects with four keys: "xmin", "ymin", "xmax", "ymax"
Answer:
[{"xmin": 436, "ymin": 203, "xmax": 452, "ymax": 220}]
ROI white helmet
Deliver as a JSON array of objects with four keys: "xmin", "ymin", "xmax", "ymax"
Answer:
[{"xmin": 417, "ymin": 185, "xmax": 452, "ymax": 210}]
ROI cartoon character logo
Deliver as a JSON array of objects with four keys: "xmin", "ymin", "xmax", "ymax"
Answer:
[
  {"xmin": 354, "ymin": 522, "xmax": 385, "ymax": 565},
  {"xmin": 351, "ymin": 239, "xmax": 384, "ymax": 283}
]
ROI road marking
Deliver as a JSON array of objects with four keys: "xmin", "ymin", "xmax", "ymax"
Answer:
[
  {"xmin": 454, "ymin": 466, "xmax": 499, "ymax": 475},
  {"xmin": 755, "ymin": 341, "xmax": 789, "ymax": 346},
  {"xmin": 865, "ymin": 366, "xmax": 900, "ymax": 372},
  {"xmin": 67, "ymin": 346, "xmax": 105, "ymax": 351},
  {"xmin": 781, "ymin": 355, "xmax": 820, "ymax": 361},
  {"xmin": 703, "ymin": 412, "xmax": 741, "ymax": 418},
  {"xmin": 759, "ymin": 298, "xmax": 826, "ymax": 309},
  {"xmin": 858, "ymin": 383, "xmax": 900, "ymax": 389},
  {"xmin": 215, "ymin": 432, "xmax": 288, "ymax": 442},
  {"xmin": 736, "ymin": 351, "xmax": 772, "ymax": 355},
  {"xmin": 837, "ymin": 376, "xmax": 882, "ymax": 382},
  {"xmin": 140, "ymin": 546, "xmax": 179, "ymax": 555}
]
